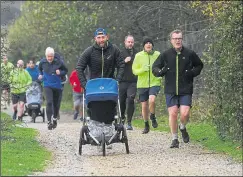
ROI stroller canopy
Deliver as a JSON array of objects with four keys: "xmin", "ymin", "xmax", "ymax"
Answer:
[
  {"xmin": 85, "ymin": 78, "xmax": 118, "ymax": 104},
  {"xmin": 26, "ymin": 81, "xmax": 42, "ymax": 105}
]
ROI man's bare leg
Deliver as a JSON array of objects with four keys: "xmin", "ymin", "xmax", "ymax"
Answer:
[{"xmin": 168, "ymin": 105, "xmax": 179, "ymax": 148}]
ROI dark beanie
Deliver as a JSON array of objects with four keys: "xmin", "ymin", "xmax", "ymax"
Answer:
[{"xmin": 143, "ymin": 36, "xmax": 154, "ymax": 47}]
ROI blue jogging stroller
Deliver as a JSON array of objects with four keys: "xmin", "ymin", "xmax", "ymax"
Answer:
[{"xmin": 78, "ymin": 78, "xmax": 129, "ymax": 156}]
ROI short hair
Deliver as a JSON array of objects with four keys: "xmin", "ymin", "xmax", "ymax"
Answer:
[
  {"xmin": 169, "ymin": 29, "xmax": 183, "ymax": 39},
  {"xmin": 45, "ymin": 47, "xmax": 55, "ymax": 56},
  {"xmin": 28, "ymin": 59, "xmax": 35, "ymax": 64},
  {"xmin": 17, "ymin": 59, "xmax": 24, "ymax": 65},
  {"xmin": 125, "ymin": 35, "xmax": 134, "ymax": 41}
]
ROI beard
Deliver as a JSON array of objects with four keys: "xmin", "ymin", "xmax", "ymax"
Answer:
[{"xmin": 97, "ymin": 40, "xmax": 107, "ymax": 48}]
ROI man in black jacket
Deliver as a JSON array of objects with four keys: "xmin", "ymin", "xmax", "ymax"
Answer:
[
  {"xmin": 152, "ymin": 29, "xmax": 203, "ymax": 148},
  {"xmin": 76, "ymin": 28, "xmax": 125, "ymax": 120},
  {"xmin": 119, "ymin": 35, "xmax": 137, "ymax": 130},
  {"xmin": 76, "ymin": 28, "xmax": 124, "ymax": 88}
]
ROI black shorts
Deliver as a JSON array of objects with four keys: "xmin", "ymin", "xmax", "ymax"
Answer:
[
  {"xmin": 165, "ymin": 94, "xmax": 192, "ymax": 108},
  {"xmin": 1, "ymin": 84, "xmax": 10, "ymax": 92},
  {"xmin": 11, "ymin": 92, "xmax": 26, "ymax": 104},
  {"xmin": 137, "ymin": 86, "xmax": 160, "ymax": 102}
]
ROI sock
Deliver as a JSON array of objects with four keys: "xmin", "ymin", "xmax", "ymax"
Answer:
[
  {"xmin": 180, "ymin": 123, "xmax": 186, "ymax": 130},
  {"xmin": 172, "ymin": 133, "xmax": 178, "ymax": 140},
  {"xmin": 144, "ymin": 120, "xmax": 149, "ymax": 126},
  {"xmin": 150, "ymin": 113, "xmax": 156, "ymax": 120}
]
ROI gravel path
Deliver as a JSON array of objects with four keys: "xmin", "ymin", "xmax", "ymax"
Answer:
[{"xmin": 2, "ymin": 107, "xmax": 242, "ymax": 176}]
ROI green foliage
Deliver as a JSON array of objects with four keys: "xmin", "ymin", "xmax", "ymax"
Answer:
[
  {"xmin": 190, "ymin": 1, "xmax": 243, "ymax": 140},
  {"xmin": 7, "ymin": 1, "xmax": 101, "ymax": 63},
  {"xmin": 6, "ymin": 1, "xmax": 204, "ymax": 63},
  {"xmin": 1, "ymin": 113, "xmax": 51, "ymax": 176}
]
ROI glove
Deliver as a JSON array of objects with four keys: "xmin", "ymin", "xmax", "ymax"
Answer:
[
  {"xmin": 161, "ymin": 67, "xmax": 170, "ymax": 76},
  {"xmin": 152, "ymin": 68, "xmax": 162, "ymax": 77},
  {"xmin": 185, "ymin": 70, "xmax": 194, "ymax": 79},
  {"xmin": 153, "ymin": 67, "xmax": 169, "ymax": 77}
]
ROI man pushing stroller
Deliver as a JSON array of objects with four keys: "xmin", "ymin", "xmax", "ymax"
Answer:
[
  {"xmin": 76, "ymin": 28, "xmax": 125, "ymax": 110},
  {"xmin": 76, "ymin": 28, "xmax": 125, "ymax": 151}
]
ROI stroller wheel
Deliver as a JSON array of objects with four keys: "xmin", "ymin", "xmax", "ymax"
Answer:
[
  {"xmin": 79, "ymin": 126, "xmax": 87, "ymax": 155},
  {"xmin": 42, "ymin": 108, "xmax": 45, "ymax": 122},
  {"xmin": 122, "ymin": 126, "xmax": 129, "ymax": 154},
  {"xmin": 78, "ymin": 137, "xmax": 83, "ymax": 155},
  {"xmin": 101, "ymin": 132, "xmax": 106, "ymax": 156},
  {"xmin": 32, "ymin": 112, "xmax": 36, "ymax": 123}
]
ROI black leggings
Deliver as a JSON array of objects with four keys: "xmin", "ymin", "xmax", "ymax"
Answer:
[
  {"xmin": 44, "ymin": 87, "xmax": 62, "ymax": 122},
  {"xmin": 119, "ymin": 82, "xmax": 137, "ymax": 123},
  {"xmin": 55, "ymin": 85, "xmax": 64, "ymax": 114}
]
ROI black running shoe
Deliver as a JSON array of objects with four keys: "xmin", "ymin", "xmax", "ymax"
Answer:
[
  {"xmin": 180, "ymin": 127, "xmax": 190, "ymax": 143},
  {"xmin": 142, "ymin": 127, "xmax": 149, "ymax": 134},
  {"xmin": 47, "ymin": 122, "xmax": 53, "ymax": 130},
  {"xmin": 52, "ymin": 118, "xmax": 57, "ymax": 129},
  {"xmin": 170, "ymin": 139, "xmax": 179, "ymax": 148},
  {"xmin": 73, "ymin": 111, "xmax": 78, "ymax": 120},
  {"xmin": 126, "ymin": 123, "xmax": 133, "ymax": 130},
  {"xmin": 142, "ymin": 122, "xmax": 150, "ymax": 134},
  {"xmin": 150, "ymin": 114, "xmax": 158, "ymax": 128},
  {"xmin": 151, "ymin": 118, "xmax": 158, "ymax": 128}
]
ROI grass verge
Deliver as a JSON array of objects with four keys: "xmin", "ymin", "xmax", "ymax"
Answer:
[
  {"xmin": 1, "ymin": 112, "xmax": 52, "ymax": 176},
  {"xmin": 132, "ymin": 115, "xmax": 242, "ymax": 162}
]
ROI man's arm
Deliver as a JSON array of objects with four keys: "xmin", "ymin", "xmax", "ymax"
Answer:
[
  {"xmin": 59, "ymin": 62, "xmax": 68, "ymax": 76},
  {"xmin": 114, "ymin": 46, "xmax": 125, "ymax": 82},
  {"xmin": 76, "ymin": 46, "xmax": 92, "ymax": 89},
  {"xmin": 132, "ymin": 54, "xmax": 144, "ymax": 76},
  {"xmin": 190, "ymin": 51, "xmax": 204, "ymax": 77},
  {"xmin": 38, "ymin": 60, "xmax": 43, "ymax": 76},
  {"xmin": 152, "ymin": 53, "xmax": 168, "ymax": 77},
  {"xmin": 132, "ymin": 54, "xmax": 150, "ymax": 76},
  {"xmin": 25, "ymin": 70, "xmax": 33, "ymax": 86}
]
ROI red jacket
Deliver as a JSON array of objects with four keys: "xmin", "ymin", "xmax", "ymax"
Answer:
[{"xmin": 69, "ymin": 70, "xmax": 84, "ymax": 93}]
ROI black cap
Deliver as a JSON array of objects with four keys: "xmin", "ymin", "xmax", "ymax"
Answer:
[{"xmin": 143, "ymin": 36, "xmax": 154, "ymax": 47}]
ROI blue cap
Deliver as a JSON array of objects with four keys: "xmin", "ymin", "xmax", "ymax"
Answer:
[{"xmin": 94, "ymin": 28, "xmax": 107, "ymax": 36}]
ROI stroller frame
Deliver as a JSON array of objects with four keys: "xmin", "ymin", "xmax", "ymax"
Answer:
[{"xmin": 78, "ymin": 78, "xmax": 129, "ymax": 156}]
